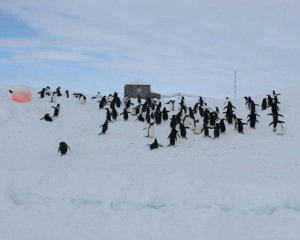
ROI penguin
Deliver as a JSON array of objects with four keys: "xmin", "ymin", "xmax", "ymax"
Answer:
[
  {"xmin": 200, "ymin": 124, "xmax": 212, "ymax": 138},
  {"xmin": 56, "ymin": 86, "xmax": 62, "ymax": 97},
  {"xmin": 162, "ymin": 107, "xmax": 169, "ymax": 121},
  {"xmin": 58, "ymin": 142, "xmax": 71, "ymax": 156},
  {"xmin": 261, "ymin": 98, "xmax": 267, "ymax": 111},
  {"xmin": 38, "ymin": 88, "xmax": 46, "ymax": 98},
  {"xmin": 40, "ymin": 114, "xmax": 53, "ymax": 122},
  {"xmin": 165, "ymin": 100, "xmax": 175, "ymax": 111},
  {"xmin": 154, "ymin": 109, "xmax": 162, "ymax": 125},
  {"xmin": 91, "ymin": 92, "xmax": 101, "ymax": 100},
  {"xmin": 79, "ymin": 94, "xmax": 86, "ymax": 104},
  {"xmin": 219, "ymin": 118, "xmax": 226, "ymax": 133},
  {"xmin": 50, "ymin": 92, "xmax": 58, "ymax": 103},
  {"xmin": 179, "ymin": 122, "xmax": 189, "ymax": 139},
  {"xmin": 52, "ymin": 104, "xmax": 60, "ymax": 117},
  {"xmin": 213, "ymin": 123, "xmax": 220, "ymax": 139},
  {"xmin": 111, "ymin": 106, "xmax": 118, "ymax": 121},
  {"xmin": 146, "ymin": 138, "xmax": 163, "ymax": 150},
  {"xmin": 247, "ymin": 111, "xmax": 259, "ymax": 129},
  {"xmin": 99, "ymin": 120, "xmax": 109, "ymax": 135},
  {"xmin": 236, "ymin": 118, "xmax": 247, "ymax": 134},
  {"xmin": 168, "ymin": 127, "xmax": 180, "ymax": 146},
  {"xmin": 193, "ymin": 119, "xmax": 202, "ymax": 135},
  {"xmin": 183, "ymin": 114, "xmax": 190, "ymax": 128},
  {"xmin": 105, "ymin": 108, "xmax": 112, "ymax": 122},
  {"xmin": 267, "ymin": 94, "xmax": 273, "ymax": 107},
  {"xmin": 136, "ymin": 113, "xmax": 145, "ymax": 122},
  {"xmin": 120, "ymin": 108, "xmax": 129, "ymax": 121},
  {"xmin": 9, "ymin": 90, "xmax": 13, "ymax": 94},
  {"xmin": 144, "ymin": 122, "xmax": 155, "ymax": 138},
  {"xmin": 65, "ymin": 90, "xmax": 69, "ymax": 98},
  {"xmin": 98, "ymin": 96, "xmax": 107, "ymax": 109}
]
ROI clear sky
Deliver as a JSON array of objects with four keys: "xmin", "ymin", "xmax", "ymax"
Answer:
[{"xmin": 0, "ymin": 0, "xmax": 299, "ymax": 97}]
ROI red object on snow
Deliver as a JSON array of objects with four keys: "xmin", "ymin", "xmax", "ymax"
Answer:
[{"xmin": 11, "ymin": 88, "xmax": 32, "ymax": 103}]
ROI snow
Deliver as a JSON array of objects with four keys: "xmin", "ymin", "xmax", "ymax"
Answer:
[{"xmin": 1, "ymin": 85, "xmax": 300, "ymax": 240}]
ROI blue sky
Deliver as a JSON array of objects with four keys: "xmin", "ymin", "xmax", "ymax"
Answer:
[{"xmin": 0, "ymin": 0, "xmax": 300, "ymax": 97}]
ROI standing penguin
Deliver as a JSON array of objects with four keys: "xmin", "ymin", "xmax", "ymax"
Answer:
[
  {"xmin": 261, "ymin": 98, "xmax": 267, "ymax": 111},
  {"xmin": 99, "ymin": 120, "xmax": 109, "ymax": 135},
  {"xmin": 168, "ymin": 127, "xmax": 180, "ymax": 146},
  {"xmin": 58, "ymin": 142, "xmax": 71, "ymax": 156},
  {"xmin": 144, "ymin": 122, "xmax": 155, "ymax": 138},
  {"xmin": 219, "ymin": 119, "xmax": 226, "ymax": 133},
  {"xmin": 52, "ymin": 104, "xmax": 60, "ymax": 117},
  {"xmin": 193, "ymin": 119, "xmax": 202, "ymax": 135},
  {"xmin": 213, "ymin": 123, "xmax": 220, "ymax": 139}
]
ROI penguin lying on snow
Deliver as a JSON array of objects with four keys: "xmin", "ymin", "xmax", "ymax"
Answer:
[
  {"xmin": 40, "ymin": 114, "xmax": 53, "ymax": 122},
  {"xmin": 146, "ymin": 138, "xmax": 163, "ymax": 150},
  {"xmin": 58, "ymin": 142, "xmax": 71, "ymax": 156}
]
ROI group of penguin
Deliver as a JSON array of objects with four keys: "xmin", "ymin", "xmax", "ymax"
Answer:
[{"xmin": 35, "ymin": 85, "xmax": 285, "ymax": 154}]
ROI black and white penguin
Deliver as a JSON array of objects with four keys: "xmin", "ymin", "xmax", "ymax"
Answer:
[
  {"xmin": 179, "ymin": 122, "xmax": 189, "ymax": 139},
  {"xmin": 193, "ymin": 119, "xmax": 202, "ymax": 135},
  {"xmin": 99, "ymin": 120, "xmax": 109, "ymax": 135},
  {"xmin": 165, "ymin": 100, "xmax": 175, "ymax": 111},
  {"xmin": 58, "ymin": 142, "xmax": 71, "ymax": 156},
  {"xmin": 98, "ymin": 96, "xmax": 107, "ymax": 109},
  {"xmin": 50, "ymin": 92, "xmax": 58, "ymax": 103},
  {"xmin": 147, "ymin": 138, "xmax": 163, "ymax": 150},
  {"xmin": 168, "ymin": 127, "xmax": 180, "ymax": 146},
  {"xmin": 65, "ymin": 90, "xmax": 69, "ymax": 98},
  {"xmin": 105, "ymin": 108, "xmax": 112, "ymax": 122},
  {"xmin": 38, "ymin": 88, "xmax": 46, "ymax": 98},
  {"xmin": 136, "ymin": 113, "xmax": 145, "ymax": 122},
  {"xmin": 236, "ymin": 118, "xmax": 247, "ymax": 134},
  {"xmin": 111, "ymin": 106, "xmax": 118, "ymax": 121},
  {"xmin": 56, "ymin": 86, "xmax": 62, "ymax": 97},
  {"xmin": 91, "ymin": 92, "xmax": 101, "ymax": 100},
  {"xmin": 52, "ymin": 104, "xmax": 60, "ymax": 117},
  {"xmin": 247, "ymin": 110, "xmax": 259, "ymax": 129},
  {"xmin": 79, "ymin": 94, "xmax": 86, "ymax": 104},
  {"xmin": 213, "ymin": 123, "xmax": 220, "ymax": 139},
  {"xmin": 219, "ymin": 118, "xmax": 226, "ymax": 133},
  {"xmin": 261, "ymin": 98, "xmax": 267, "ymax": 111},
  {"xmin": 162, "ymin": 107, "xmax": 169, "ymax": 121},
  {"xmin": 40, "ymin": 114, "xmax": 53, "ymax": 122},
  {"xmin": 200, "ymin": 124, "xmax": 212, "ymax": 138},
  {"xmin": 120, "ymin": 108, "xmax": 129, "ymax": 121},
  {"xmin": 144, "ymin": 122, "xmax": 155, "ymax": 138}
]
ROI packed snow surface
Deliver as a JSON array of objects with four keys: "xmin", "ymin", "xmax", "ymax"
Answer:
[{"xmin": 0, "ymin": 85, "xmax": 300, "ymax": 240}]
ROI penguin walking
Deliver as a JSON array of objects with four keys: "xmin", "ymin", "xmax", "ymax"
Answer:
[
  {"xmin": 99, "ymin": 120, "xmax": 109, "ymax": 135},
  {"xmin": 120, "ymin": 108, "xmax": 129, "ymax": 121},
  {"xmin": 40, "ymin": 114, "xmax": 53, "ymax": 122},
  {"xmin": 201, "ymin": 124, "xmax": 212, "ymax": 138},
  {"xmin": 146, "ymin": 138, "xmax": 163, "ymax": 150},
  {"xmin": 52, "ymin": 104, "xmax": 60, "ymax": 117},
  {"xmin": 50, "ymin": 92, "xmax": 58, "ymax": 103},
  {"xmin": 58, "ymin": 142, "xmax": 71, "ymax": 156}
]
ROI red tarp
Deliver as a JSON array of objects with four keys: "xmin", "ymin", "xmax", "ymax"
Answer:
[{"xmin": 11, "ymin": 88, "xmax": 32, "ymax": 103}]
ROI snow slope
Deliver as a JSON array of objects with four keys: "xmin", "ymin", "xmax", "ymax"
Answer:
[{"xmin": 0, "ymin": 85, "xmax": 300, "ymax": 240}]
